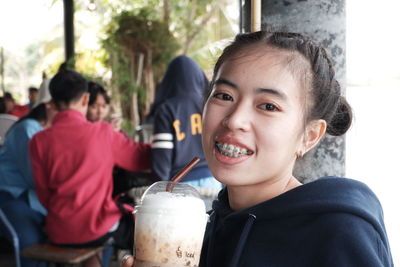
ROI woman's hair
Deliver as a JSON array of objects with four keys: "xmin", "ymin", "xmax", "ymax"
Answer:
[
  {"xmin": 5, "ymin": 103, "xmax": 47, "ymax": 136},
  {"xmin": 0, "ymin": 97, "xmax": 5, "ymax": 113},
  {"xmin": 208, "ymin": 31, "xmax": 352, "ymax": 136},
  {"xmin": 88, "ymin": 81, "xmax": 110, "ymax": 106},
  {"xmin": 19, "ymin": 103, "xmax": 47, "ymax": 123}
]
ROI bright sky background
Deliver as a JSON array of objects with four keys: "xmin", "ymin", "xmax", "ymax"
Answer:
[
  {"xmin": 0, "ymin": 1, "xmax": 63, "ymax": 51},
  {"xmin": 0, "ymin": 0, "xmax": 399, "ymax": 264}
]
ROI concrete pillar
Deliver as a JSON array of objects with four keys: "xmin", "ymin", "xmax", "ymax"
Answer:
[{"xmin": 259, "ymin": 0, "xmax": 346, "ymax": 182}]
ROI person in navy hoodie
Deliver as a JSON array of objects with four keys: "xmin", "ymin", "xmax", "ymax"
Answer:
[
  {"xmin": 150, "ymin": 55, "xmax": 221, "ymax": 189},
  {"xmin": 197, "ymin": 30, "xmax": 393, "ymax": 267},
  {"xmin": 121, "ymin": 31, "xmax": 393, "ymax": 267}
]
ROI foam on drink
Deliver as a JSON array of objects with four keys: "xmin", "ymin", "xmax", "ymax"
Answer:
[{"xmin": 134, "ymin": 189, "xmax": 208, "ymax": 267}]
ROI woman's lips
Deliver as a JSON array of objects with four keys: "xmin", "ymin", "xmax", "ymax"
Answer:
[{"xmin": 213, "ymin": 141, "xmax": 253, "ymax": 165}]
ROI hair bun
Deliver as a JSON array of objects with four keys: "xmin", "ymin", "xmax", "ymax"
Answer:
[{"xmin": 326, "ymin": 96, "xmax": 352, "ymax": 136}]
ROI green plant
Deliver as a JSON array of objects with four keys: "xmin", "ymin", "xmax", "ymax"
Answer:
[{"xmin": 102, "ymin": 9, "xmax": 180, "ymax": 131}]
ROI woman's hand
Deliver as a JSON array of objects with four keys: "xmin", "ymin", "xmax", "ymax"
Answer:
[
  {"xmin": 121, "ymin": 254, "xmax": 134, "ymax": 267},
  {"xmin": 110, "ymin": 115, "xmax": 122, "ymax": 132}
]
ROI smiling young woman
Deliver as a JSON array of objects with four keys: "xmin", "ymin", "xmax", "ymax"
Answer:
[{"xmin": 199, "ymin": 31, "xmax": 393, "ymax": 267}]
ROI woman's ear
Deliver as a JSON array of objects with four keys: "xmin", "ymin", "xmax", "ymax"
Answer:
[
  {"xmin": 81, "ymin": 92, "xmax": 90, "ymax": 107},
  {"xmin": 303, "ymin": 119, "xmax": 327, "ymax": 153}
]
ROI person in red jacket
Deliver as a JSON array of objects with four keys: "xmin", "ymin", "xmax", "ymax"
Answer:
[
  {"xmin": 29, "ymin": 69, "xmax": 151, "ymax": 266},
  {"xmin": 4, "ymin": 92, "xmax": 29, "ymax": 118}
]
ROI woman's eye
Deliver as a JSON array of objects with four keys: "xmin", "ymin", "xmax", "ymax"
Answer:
[
  {"xmin": 259, "ymin": 103, "xmax": 278, "ymax": 111},
  {"xmin": 213, "ymin": 93, "xmax": 233, "ymax": 101}
]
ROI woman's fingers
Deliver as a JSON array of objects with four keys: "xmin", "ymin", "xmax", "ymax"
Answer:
[
  {"xmin": 121, "ymin": 254, "xmax": 134, "ymax": 267},
  {"xmin": 111, "ymin": 117, "xmax": 122, "ymax": 131}
]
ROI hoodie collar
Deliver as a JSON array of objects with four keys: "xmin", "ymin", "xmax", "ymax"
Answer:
[
  {"xmin": 52, "ymin": 109, "xmax": 87, "ymax": 125},
  {"xmin": 213, "ymin": 177, "xmax": 386, "ymax": 240}
]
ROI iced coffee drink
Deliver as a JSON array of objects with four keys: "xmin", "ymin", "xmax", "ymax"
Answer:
[{"xmin": 134, "ymin": 181, "xmax": 208, "ymax": 267}]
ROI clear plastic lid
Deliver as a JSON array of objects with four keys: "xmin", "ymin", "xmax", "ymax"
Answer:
[
  {"xmin": 135, "ymin": 181, "xmax": 205, "ymax": 215},
  {"xmin": 140, "ymin": 181, "xmax": 201, "ymax": 203}
]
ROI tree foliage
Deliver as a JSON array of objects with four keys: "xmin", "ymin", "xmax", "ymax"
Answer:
[
  {"xmin": 99, "ymin": 0, "xmax": 238, "ymax": 134},
  {"xmin": 102, "ymin": 9, "xmax": 180, "ymax": 132}
]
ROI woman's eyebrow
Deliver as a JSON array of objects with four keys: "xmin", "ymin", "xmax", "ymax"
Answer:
[
  {"xmin": 257, "ymin": 88, "xmax": 287, "ymax": 101},
  {"xmin": 215, "ymin": 78, "xmax": 288, "ymax": 100},
  {"xmin": 214, "ymin": 78, "xmax": 238, "ymax": 89}
]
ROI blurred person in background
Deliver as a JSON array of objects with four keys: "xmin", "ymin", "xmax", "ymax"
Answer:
[
  {"xmin": 86, "ymin": 81, "xmax": 122, "ymax": 132},
  {"xmin": 0, "ymin": 82, "xmax": 55, "ymax": 267},
  {"xmin": 27, "ymin": 87, "xmax": 39, "ymax": 109},
  {"xmin": 4, "ymin": 92, "xmax": 29, "ymax": 118},
  {"xmin": 86, "ymin": 81, "xmax": 153, "ymax": 197},
  {"xmin": 149, "ymin": 55, "xmax": 221, "ymax": 190},
  {"xmin": 30, "ymin": 69, "xmax": 151, "ymax": 267}
]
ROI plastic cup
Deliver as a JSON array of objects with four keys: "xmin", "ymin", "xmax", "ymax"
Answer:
[{"xmin": 133, "ymin": 181, "xmax": 208, "ymax": 267}]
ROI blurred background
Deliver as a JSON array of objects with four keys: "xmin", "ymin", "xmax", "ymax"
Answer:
[
  {"xmin": 346, "ymin": 0, "xmax": 400, "ymax": 263},
  {"xmin": 0, "ymin": 0, "xmax": 399, "ymax": 263},
  {"xmin": 0, "ymin": 0, "xmax": 239, "ymax": 135}
]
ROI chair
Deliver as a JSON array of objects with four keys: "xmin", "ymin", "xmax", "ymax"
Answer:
[
  {"xmin": 22, "ymin": 244, "xmax": 105, "ymax": 267},
  {"xmin": 1, "ymin": 206, "xmax": 105, "ymax": 267},
  {"xmin": 135, "ymin": 123, "xmax": 153, "ymax": 143},
  {"xmin": 0, "ymin": 208, "xmax": 21, "ymax": 267},
  {"xmin": 0, "ymin": 114, "xmax": 18, "ymax": 145}
]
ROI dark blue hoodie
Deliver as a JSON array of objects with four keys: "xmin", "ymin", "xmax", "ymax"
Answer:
[
  {"xmin": 150, "ymin": 55, "xmax": 211, "ymax": 181},
  {"xmin": 200, "ymin": 177, "xmax": 393, "ymax": 267}
]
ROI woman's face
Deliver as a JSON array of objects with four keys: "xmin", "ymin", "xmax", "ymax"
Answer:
[
  {"xmin": 202, "ymin": 48, "xmax": 307, "ymax": 188},
  {"xmin": 87, "ymin": 94, "xmax": 110, "ymax": 122}
]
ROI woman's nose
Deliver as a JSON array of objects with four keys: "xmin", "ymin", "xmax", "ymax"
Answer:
[{"xmin": 222, "ymin": 103, "xmax": 251, "ymax": 132}]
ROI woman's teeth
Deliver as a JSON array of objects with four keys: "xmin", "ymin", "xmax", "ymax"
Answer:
[{"xmin": 216, "ymin": 142, "xmax": 253, "ymax": 158}]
